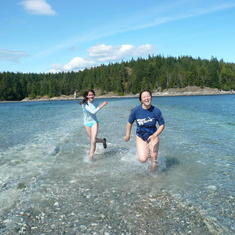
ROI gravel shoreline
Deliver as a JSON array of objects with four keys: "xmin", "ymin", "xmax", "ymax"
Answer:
[
  {"xmin": 0, "ymin": 86, "xmax": 234, "ymax": 103},
  {"xmin": 20, "ymin": 86, "xmax": 234, "ymax": 102}
]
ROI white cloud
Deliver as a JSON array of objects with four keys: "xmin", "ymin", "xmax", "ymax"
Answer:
[
  {"xmin": 49, "ymin": 43, "xmax": 155, "ymax": 73},
  {"xmin": 63, "ymin": 57, "xmax": 95, "ymax": 71},
  {"xmin": 87, "ymin": 43, "xmax": 155, "ymax": 62},
  {"xmin": 50, "ymin": 57, "xmax": 95, "ymax": 73},
  {"xmin": 19, "ymin": 0, "xmax": 56, "ymax": 15},
  {"xmin": 132, "ymin": 44, "xmax": 155, "ymax": 57},
  {"xmin": 0, "ymin": 49, "xmax": 29, "ymax": 62}
]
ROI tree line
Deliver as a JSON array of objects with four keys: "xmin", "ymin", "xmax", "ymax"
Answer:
[{"xmin": 1, "ymin": 55, "xmax": 235, "ymax": 101}]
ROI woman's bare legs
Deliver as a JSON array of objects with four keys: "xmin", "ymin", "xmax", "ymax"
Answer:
[
  {"xmin": 136, "ymin": 135, "xmax": 160, "ymax": 172},
  {"xmin": 148, "ymin": 136, "xmax": 160, "ymax": 172},
  {"xmin": 85, "ymin": 123, "xmax": 105, "ymax": 159},
  {"xmin": 136, "ymin": 135, "xmax": 149, "ymax": 163}
]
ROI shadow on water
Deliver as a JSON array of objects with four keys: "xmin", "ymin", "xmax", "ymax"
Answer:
[{"xmin": 165, "ymin": 156, "xmax": 180, "ymax": 170}]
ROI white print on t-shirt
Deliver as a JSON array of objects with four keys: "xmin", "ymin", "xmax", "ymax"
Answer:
[{"xmin": 137, "ymin": 117, "xmax": 155, "ymax": 125}]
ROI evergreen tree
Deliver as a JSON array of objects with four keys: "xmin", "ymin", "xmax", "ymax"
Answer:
[{"xmin": 0, "ymin": 55, "xmax": 235, "ymax": 101}]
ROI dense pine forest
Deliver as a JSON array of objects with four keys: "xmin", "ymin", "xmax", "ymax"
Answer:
[{"xmin": 1, "ymin": 55, "xmax": 235, "ymax": 101}]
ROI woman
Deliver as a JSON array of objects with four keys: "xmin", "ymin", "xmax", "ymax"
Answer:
[
  {"xmin": 80, "ymin": 89, "xmax": 108, "ymax": 159},
  {"xmin": 123, "ymin": 90, "xmax": 165, "ymax": 172}
]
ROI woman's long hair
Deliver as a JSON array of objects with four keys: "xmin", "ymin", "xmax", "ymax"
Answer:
[{"xmin": 79, "ymin": 89, "xmax": 95, "ymax": 105}]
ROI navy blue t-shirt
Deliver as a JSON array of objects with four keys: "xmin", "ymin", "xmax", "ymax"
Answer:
[{"xmin": 128, "ymin": 105, "xmax": 165, "ymax": 141}]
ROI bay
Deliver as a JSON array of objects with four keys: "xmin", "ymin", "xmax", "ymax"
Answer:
[{"xmin": 0, "ymin": 95, "xmax": 234, "ymax": 234}]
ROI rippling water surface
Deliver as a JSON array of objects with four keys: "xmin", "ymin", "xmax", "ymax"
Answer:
[{"xmin": 0, "ymin": 95, "xmax": 234, "ymax": 234}]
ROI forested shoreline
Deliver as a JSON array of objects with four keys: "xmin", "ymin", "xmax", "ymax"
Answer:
[{"xmin": 1, "ymin": 55, "xmax": 235, "ymax": 101}]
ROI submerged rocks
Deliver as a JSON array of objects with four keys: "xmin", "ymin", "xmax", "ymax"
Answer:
[{"xmin": 1, "ymin": 174, "xmax": 213, "ymax": 235}]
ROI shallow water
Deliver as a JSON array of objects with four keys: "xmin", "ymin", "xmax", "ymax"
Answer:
[{"xmin": 0, "ymin": 95, "xmax": 234, "ymax": 234}]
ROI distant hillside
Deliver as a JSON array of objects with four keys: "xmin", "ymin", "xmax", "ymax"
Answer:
[{"xmin": 1, "ymin": 55, "xmax": 235, "ymax": 101}]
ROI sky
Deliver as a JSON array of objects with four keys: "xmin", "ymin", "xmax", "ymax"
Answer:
[{"xmin": 1, "ymin": 0, "xmax": 235, "ymax": 74}]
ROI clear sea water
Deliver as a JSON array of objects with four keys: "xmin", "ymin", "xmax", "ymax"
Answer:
[{"xmin": 0, "ymin": 95, "xmax": 234, "ymax": 234}]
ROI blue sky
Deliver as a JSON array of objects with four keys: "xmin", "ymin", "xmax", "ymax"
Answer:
[{"xmin": 1, "ymin": 0, "xmax": 235, "ymax": 73}]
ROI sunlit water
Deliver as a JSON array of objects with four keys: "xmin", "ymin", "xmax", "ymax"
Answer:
[{"xmin": 0, "ymin": 95, "xmax": 234, "ymax": 234}]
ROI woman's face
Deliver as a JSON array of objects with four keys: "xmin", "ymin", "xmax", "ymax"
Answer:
[
  {"xmin": 141, "ymin": 91, "xmax": 152, "ymax": 106},
  {"xmin": 87, "ymin": 91, "xmax": 95, "ymax": 102}
]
